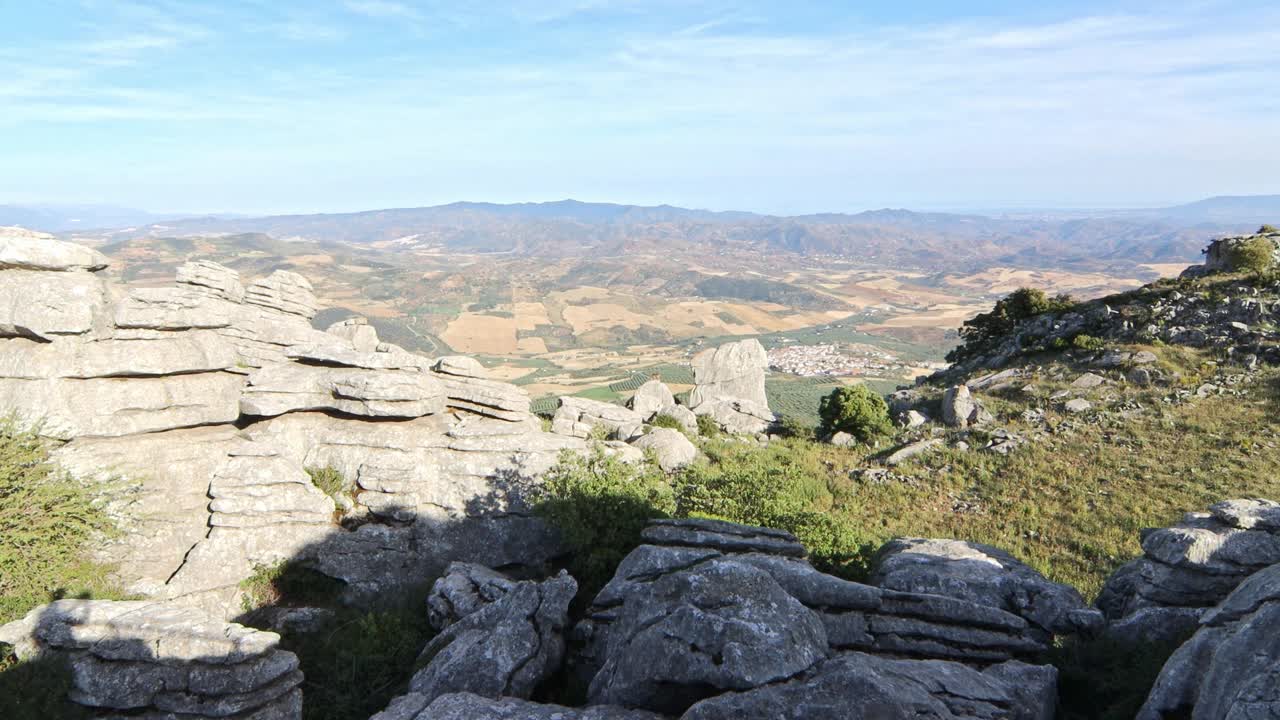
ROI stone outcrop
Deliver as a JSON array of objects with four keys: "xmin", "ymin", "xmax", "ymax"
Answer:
[
  {"xmin": 372, "ymin": 693, "xmax": 664, "ymax": 720},
  {"xmin": 687, "ymin": 339, "xmax": 775, "ymax": 434},
  {"xmin": 1138, "ymin": 562, "xmax": 1280, "ymax": 719},
  {"xmin": 325, "ymin": 316, "xmax": 378, "ymax": 352},
  {"xmin": 1096, "ymin": 499, "xmax": 1280, "ymax": 622},
  {"xmin": 870, "ymin": 537, "xmax": 1103, "ymax": 636},
  {"xmin": 573, "ymin": 518, "xmax": 1057, "ymax": 715},
  {"xmin": 426, "ymin": 562, "xmax": 519, "ymax": 631},
  {"xmin": 942, "ymin": 384, "xmax": 990, "ymax": 428},
  {"xmin": 1193, "ymin": 230, "xmax": 1280, "ymax": 275},
  {"xmin": 628, "ymin": 379, "xmax": 676, "ymax": 420},
  {"xmin": 0, "ymin": 226, "xmax": 109, "ymax": 271},
  {"xmin": 240, "ymin": 362, "xmax": 446, "ymax": 418},
  {"xmin": 0, "ymin": 600, "xmax": 302, "ymax": 719},
  {"xmin": 630, "ymin": 427, "xmax": 697, "ymax": 471},
  {"xmin": 552, "ymin": 396, "xmax": 644, "ymax": 440}
]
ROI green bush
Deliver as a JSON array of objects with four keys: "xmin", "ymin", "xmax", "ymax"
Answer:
[
  {"xmin": 240, "ymin": 561, "xmax": 346, "ymax": 613},
  {"xmin": 948, "ymin": 288, "xmax": 1075, "ymax": 363},
  {"xmin": 650, "ymin": 413, "xmax": 689, "ymax": 435},
  {"xmin": 775, "ymin": 414, "xmax": 817, "ymax": 441},
  {"xmin": 534, "ymin": 448, "xmax": 675, "ymax": 596},
  {"xmin": 1259, "ymin": 224, "xmax": 1278, "ymax": 234},
  {"xmin": 0, "ymin": 416, "xmax": 120, "ymax": 624},
  {"xmin": 696, "ymin": 414, "xmax": 721, "ymax": 438},
  {"xmin": 305, "ymin": 466, "xmax": 348, "ymax": 501},
  {"xmin": 1071, "ymin": 334, "xmax": 1106, "ymax": 352},
  {"xmin": 1227, "ymin": 236, "xmax": 1276, "ymax": 276},
  {"xmin": 817, "ymin": 385, "xmax": 892, "ymax": 443}
]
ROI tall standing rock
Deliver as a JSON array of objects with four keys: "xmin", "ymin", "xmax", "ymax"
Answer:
[{"xmin": 687, "ymin": 339, "xmax": 774, "ymax": 434}]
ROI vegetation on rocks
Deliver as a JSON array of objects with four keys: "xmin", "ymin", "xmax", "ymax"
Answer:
[
  {"xmin": 1226, "ymin": 234, "xmax": 1277, "ymax": 276},
  {"xmin": 948, "ymin": 287, "xmax": 1076, "ymax": 363}
]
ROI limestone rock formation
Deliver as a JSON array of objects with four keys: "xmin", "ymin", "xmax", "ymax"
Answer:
[
  {"xmin": 0, "ymin": 600, "xmax": 302, "ymax": 719},
  {"xmin": 426, "ymin": 562, "xmax": 518, "ymax": 631},
  {"xmin": 628, "ymin": 379, "xmax": 676, "ymax": 420},
  {"xmin": 573, "ymin": 518, "xmax": 1056, "ymax": 715},
  {"xmin": 0, "ymin": 226, "xmax": 109, "ymax": 271},
  {"xmin": 1096, "ymin": 499, "xmax": 1280, "ymax": 622},
  {"xmin": 870, "ymin": 537, "xmax": 1103, "ymax": 636},
  {"xmin": 1137, "ymin": 562, "xmax": 1280, "ymax": 719},
  {"xmin": 630, "ymin": 427, "xmax": 697, "ymax": 471},
  {"xmin": 240, "ymin": 362, "xmax": 446, "ymax": 418},
  {"xmin": 372, "ymin": 693, "xmax": 664, "ymax": 720},
  {"xmin": 244, "ymin": 270, "xmax": 317, "ymax": 319},
  {"xmin": 687, "ymin": 339, "xmax": 774, "ymax": 434},
  {"xmin": 552, "ymin": 396, "xmax": 644, "ymax": 440},
  {"xmin": 325, "ymin": 316, "xmax": 379, "ymax": 352},
  {"xmin": 942, "ymin": 385, "xmax": 990, "ymax": 428},
  {"xmin": 405, "ymin": 572, "xmax": 577, "ymax": 705}
]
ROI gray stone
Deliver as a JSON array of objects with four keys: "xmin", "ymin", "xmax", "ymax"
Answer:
[
  {"xmin": 629, "ymin": 379, "xmax": 676, "ymax": 420},
  {"xmin": 409, "ymin": 572, "xmax": 577, "ymax": 703},
  {"xmin": 114, "ymin": 287, "xmax": 235, "ymax": 330},
  {"xmin": 693, "ymin": 398, "xmax": 775, "ymax": 435},
  {"xmin": 1127, "ymin": 367, "xmax": 1153, "ymax": 386},
  {"xmin": 176, "ymin": 260, "xmax": 245, "ymax": 302},
  {"xmin": 551, "ymin": 396, "xmax": 644, "ymax": 439},
  {"xmin": 631, "ymin": 427, "xmax": 697, "ymax": 471},
  {"xmin": 0, "ymin": 268, "xmax": 108, "ymax": 339},
  {"xmin": 0, "ymin": 331, "xmax": 236, "ymax": 379},
  {"xmin": 903, "ymin": 409, "xmax": 929, "ymax": 428},
  {"xmin": 244, "ymin": 270, "xmax": 317, "ymax": 319},
  {"xmin": 656, "ymin": 403, "xmax": 699, "ymax": 434},
  {"xmin": 688, "ymin": 339, "xmax": 769, "ymax": 410},
  {"xmin": 1062, "ymin": 398, "xmax": 1092, "ymax": 413},
  {"xmin": 1071, "ymin": 372, "xmax": 1107, "ymax": 389},
  {"xmin": 377, "ymin": 693, "xmax": 664, "ymax": 720},
  {"xmin": 885, "ymin": 438, "xmax": 944, "ymax": 466},
  {"xmin": 426, "ymin": 562, "xmax": 518, "ymax": 631},
  {"xmin": 682, "ymin": 652, "xmax": 1056, "ymax": 720},
  {"xmin": 942, "ymin": 385, "xmax": 986, "ymax": 428},
  {"xmin": 870, "ymin": 537, "xmax": 1103, "ymax": 636},
  {"xmin": 240, "ymin": 363, "xmax": 445, "ymax": 418},
  {"xmin": 435, "ymin": 373, "xmax": 532, "ymax": 422},
  {"xmin": 325, "ymin": 316, "xmax": 379, "ymax": 352},
  {"xmin": 434, "ymin": 355, "xmax": 488, "ymax": 379},
  {"xmin": 0, "ymin": 229, "xmax": 109, "ymax": 271}
]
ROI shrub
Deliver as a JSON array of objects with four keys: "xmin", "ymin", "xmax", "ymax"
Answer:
[
  {"xmin": 0, "ymin": 416, "xmax": 120, "ymax": 624},
  {"xmin": 775, "ymin": 414, "xmax": 817, "ymax": 441},
  {"xmin": 650, "ymin": 413, "xmax": 689, "ymax": 435},
  {"xmin": 1071, "ymin": 334, "xmax": 1106, "ymax": 352},
  {"xmin": 534, "ymin": 448, "xmax": 675, "ymax": 595},
  {"xmin": 1259, "ymin": 224, "xmax": 1278, "ymax": 234},
  {"xmin": 1227, "ymin": 236, "xmax": 1276, "ymax": 276},
  {"xmin": 305, "ymin": 466, "xmax": 348, "ymax": 501},
  {"xmin": 696, "ymin": 414, "xmax": 721, "ymax": 438},
  {"xmin": 239, "ymin": 561, "xmax": 346, "ymax": 613},
  {"xmin": 948, "ymin": 288, "xmax": 1075, "ymax": 363},
  {"xmin": 817, "ymin": 385, "xmax": 892, "ymax": 443}
]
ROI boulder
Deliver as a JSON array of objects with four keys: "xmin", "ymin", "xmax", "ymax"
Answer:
[
  {"xmin": 434, "ymin": 373, "xmax": 532, "ymax": 422},
  {"xmin": 551, "ymin": 396, "xmax": 644, "ymax": 439},
  {"xmin": 243, "ymin": 270, "xmax": 317, "ymax": 319},
  {"xmin": 657, "ymin": 403, "xmax": 699, "ymax": 434},
  {"xmin": 692, "ymin": 398, "xmax": 775, "ymax": 435},
  {"xmin": 631, "ymin": 427, "xmax": 697, "ymax": 471},
  {"xmin": 1138, "ymin": 563, "xmax": 1280, "ymax": 720},
  {"xmin": 688, "ymin": 339, "xmax": 769, "ymax": 410},
  {"xmin": 325, "ymin": 316, "xmax": 379, "ymax": 352},
  {"xmin": 239, "ymin": 363, "xmax": 445, "ymax": 418},
  {"xmin": 682, "ymin": 652, "xmax": 1056, "ymax": 720},
  {"xmin": 176, "ymin": 259, "xmax": 245, "ymax": 302},
  {"xmin": 1096, "ymin": 499, "xmax": 1280, "ymax": 621},
  {"xmin": 629, "ymin": 379, "xmax": 676, "ymax": 420},
  {"xmin": 0, "ymin": 228, "xmax": 109, "ymax": 271},
  {"xmin": 114, "ymin": 287, "xmax": 235, "ymax": 330},
  {"xmin": 434, "ymin": 355, "xmax": 488, "ymax": 379},
  {"xmin": 408, "ymin": 572, "xmax": 577, "ymax": 704},
  {"xmin": 884, "ymin": 438, "xmax": 944, "ymax": 467},
  {"xmin": 0, "ymin": 600, "xmax": 302, "ymax": 720},
  {"xmin": 941, "ymin": 385, "xmax": 988, "ymax": 428},
  {"xmin": 372, "ymin": 693, "xmax": 664, "ymax": 720},
  {"xmin": 0, "ymin": 268, "xmax": 108, "ymax": 339},
  {"xmin": 870, "ymin": 537, "xmax": 1103, "ymax": 636},
  {"xmin": 0, "ymin": 331, "xmax": 236, "ymax": 379},
  {"xmin": 1071, "ymin": 372, "xmax": 1107, "ymax": 389},
  {"xmin": 1062, "ymin": 398, "xmax": 1092, "ymax": 414},
  {"xmin": 426, "ymin": 562, "xmax": 518, "ymax": 631}
]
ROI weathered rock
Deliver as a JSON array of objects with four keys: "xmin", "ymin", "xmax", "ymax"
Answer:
[
  {"xmin": 176, "ymin": 259, "xmax": 245, "ymax": 302},
  {"xmin": 1071, "ymin": 372, "xmax": 1107, "ymax": 389},
  {"xmin": 0, "ymin": 331, "xmax": 236, "ymax": 379},
  {"xmin": 435, "ymin": 373, "xmax": 532, "ymax": 422},
  {"xmin": 552, "ymin": 396, "xmax": 644, "ymax": 439},
  {"xmin": 688, "ymin": 339, "xmax": 769, "ymax": 410},
  {"xmin": 1127, "ymin": 366, "xmax": 1154, "ymax": 386},
  {"xmin": 693, "ymin": 398, "xmax": 775, "ymax": 435},
  {"xmin": 114, "ymin": 287, "xmax": 235, "ymax": 330},
  {"xmin": 870, "ymin": 537, "xmax": 1103, "ymax": 636},
  {"xmin": 587, "ymin": 558, "xmax": 829, "ymax": 714},
  {"xmin": 325, "ymin": 316, "xmax": 379, "ymax": 352},
  {"xmin": 903, "ymin": 409, "xmax": 929, "ymax": 428},
  {"xmin": 1138, "ymin": 562, "xmax": 1280, "ymax": 720},
  {"xmin": 240, "ymin": 363, "xmax": 445, "ymax": 418},
  {"xmin": 373, "ymin": 693, "xmax": 664, "ymax": 720},
  {"xmin": 409, "ymin": 572, "xmax": 577, "ymax": 704},
  {"xmin": 1062, "ymin": 398, "xmax": 1092, "ymax": 414},
  {"xmin": 284, "ymin": 342, "xmax": 432, "ymax": 372},
  {"xmin": 434, "ymin": 355, "xmax": 488, "ymax": 379},
  {"xmin": 0, "ymin": 372, "xmax": 244, "ymax": 440},
  {"xmin": 884, "ymin": 438, "xmax": 944, "ymax": 467},
  {"xmin": 426, "ymin": 562, "xmax": 518, "ymax": 631},
  {"xmin": 1198, "ymin": 231, "xmax": 1280, "ymax": 274},
  {"xmin": 631, "ymin": 427, "xmax": 697, "ymax": 471},
  {"xmin": 243, "ymin": 270, "xmax": 317, "ymax": 319},
  {"xmin": 0, "ymin": 228, "xmax": 110, "ymax": 271},
  {"xmin": 942, "ymin": 385, "xmax": 988, "ymax": 428},
  {"xmin": 629, "ymin": 379, "xmax": 676, "ymax": 420},
  {"xmin": 657, "ymin": 403, "xmax": 699, "ymax": 434},
  {"xmin": 682, "ymin": 652, "xmax": 1056, "ymax": 720},
  {"xmin": 1097, "ymin": 499, "xmax": 1280, "ymax": 621},
  {"xmin": 0, "ymin": 600, "xmax": 302, "ymax": 720},
  {"xmin": 0, "ymin": 268, "xmax": 108, "ymax": 339}
]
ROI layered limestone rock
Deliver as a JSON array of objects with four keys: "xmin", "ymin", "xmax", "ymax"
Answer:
[
  {"xmin": 240, "ymin": 362, "xmax": 446, "ymax": 418},
  {"xmin": 0, "ymin": 600, "xmax": 302, "ymax": 720},
  {"xmin": 687, "ymin": 339, "xmax": 775, "ymax": 434},
  {"xmin": 1096, "ymin": 499, "xmax": 1280, "ymax": 623},
  {"xmin": 426, "ymin": 562, "xmax": 519, "ymax": 631},
  {"xmin": 325, "ymin": 316, "xmax": 378, "ymax": 352},
  {"xmin": 573, "ymin": 518, "xmax": 1055, "ymax": 715},
  {"xmin": 0, "ymin": 226, "xmax": 109, "ymax": 271},
  {"xmin": 870, "ymin": 537, "xmax": 1104, "ymax": 637},
  {"xmin": 628, "ymin": 379, "xmax": 676, "ymax": 420},
  {"xmin": 372, "ymin": 693, "xmax": 664, "ymax": 720},
  {"xmin": 631, "ymin": 427, "xmax": 697, "ymax": 472},
  {"xmin": 552, "ymin": 396, "xmax": 645, "ymax": 439},
  {"xmin": 1138, "ymin": 562, "xmax": 1280, "ymax": 719}
]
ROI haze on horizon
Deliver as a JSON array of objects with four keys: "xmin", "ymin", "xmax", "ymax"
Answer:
[{"xmin": 2, "ymin": 1, "xmax": 1278, "ymax": 217}]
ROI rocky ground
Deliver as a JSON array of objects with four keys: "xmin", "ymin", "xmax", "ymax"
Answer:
[{"xmin": 2, "ymin": 228, "xmax": 1280, "ymax": 719}]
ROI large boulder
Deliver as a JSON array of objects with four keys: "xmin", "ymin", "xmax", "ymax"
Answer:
[
  {"xmin": 426, "ymin": 562, "xmax": 518, "ymax": 631},
  {"xmin": 325, "ymin": 316, "xmax": 379, "ymax": 352},
  {"xmin": 688, "ymin": 339, "xmax": 769, "ymax": 410},
  {"xmin": 372, "ymin": 693, "xmax": 663, "ymax": 720},
  {"xmin": 407, "ymin": 572, "xmax": 577, "ymax": 704},
  {"xmin": 631, "ymin": 427, "xmax": 697, "ymax": 472},
  {"xmin": 114, "ymin": 287, "xmax": 235, "ymax": 330},
  {"xmin": 0, "ymin": 600, "xmax": 302, "ymax": 720},
  {"xmin": 552, "ymin": 396, "xmax": 644, "ymax": 440},
  {"xmin": 1138, "ymin": 562, "xmax": 1280, "ymax": 719},
  {"xmin": 1096, "ymin": 499, "xmax": 1280, "ymax": 621},
  {"xmin": 239, "ymin": 363, "xmax": 446, "ymax": 418},
  {"xmin": 682, "ymin": 652, "xmax": 1056, "ymax": 720},
  {"xmin": 628, "ymin": 379, "xmax": 676, "ymax": 420},
  {"xmin": 244, "ymin": 270, "xmax": 317, "ymax": 319},
  {"xmin": 175, "ymin": 259, "xmax": 245, "ymax": 302},
  {"xmin": 0, "ymin": 331, "xmax": 236, "ymax": 379},
  {"xmin": 0, "ymin": 268, "xmax": 108, "ymax": 340},
  {"xmin": 941, "ymin": 385, "xmax": 989, "ymax": 428},
  {"xmin": 870, "ymin": 537, "xmax": 1103, "ymax": 636},
  {"xmin": 0, "ymin": 227, "xmax": 109, "ymax": 271},
  {"xmin": 692, "ymin": 398, "xmax": 775, "ymax": 435}
]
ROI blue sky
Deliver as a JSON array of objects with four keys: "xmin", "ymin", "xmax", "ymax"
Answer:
[{"xmin": 1, "ymin": 1, "xmax": 1278, "ymax": 215}]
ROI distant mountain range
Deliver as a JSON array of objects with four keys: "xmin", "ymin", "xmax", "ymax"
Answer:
[{"xmin": 7, "ymin": 195, "xmax": 1278, "ymax": 271}]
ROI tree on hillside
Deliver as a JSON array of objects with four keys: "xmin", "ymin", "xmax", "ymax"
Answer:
[
  {"xmin": 1259, "ymin": 224, "xmax": 1278, "ymax": 234},
  {"xmin": 1228, "ymin": 236, "xmax": 1277, "ymax": 277},
  {"xmin": 947, "ymin": 287, "xmax": 1075, "ymax": 363},
  {"xmin": 818, "ymin": 385, "xmax": 892, "ymax": 443}
]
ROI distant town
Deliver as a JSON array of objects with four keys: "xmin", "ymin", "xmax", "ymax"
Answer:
[{"xmin": 767, "ymin": 343, "xmax": 906, "ymax": 377}]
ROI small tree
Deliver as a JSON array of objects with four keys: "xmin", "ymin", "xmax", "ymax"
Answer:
[
  {"xmin": 947, "ymin": 287, "xmax": 1075, "ymax": 363},
  {"xmin": 818, "ymin": 385, "xmax": 893, "ymax": 443},
  {"xmin": 1227, "ymin": 236, "xmax": 1276, "ymax": 276},
  {"xmin": 1258, "ymin": 224, "xmax": 1278, "ymax": 234}
]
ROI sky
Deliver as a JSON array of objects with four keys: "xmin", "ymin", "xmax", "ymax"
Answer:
[{"xmin": 1, "ymin": 0, "xmax": 1278, "ymax": 216}]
